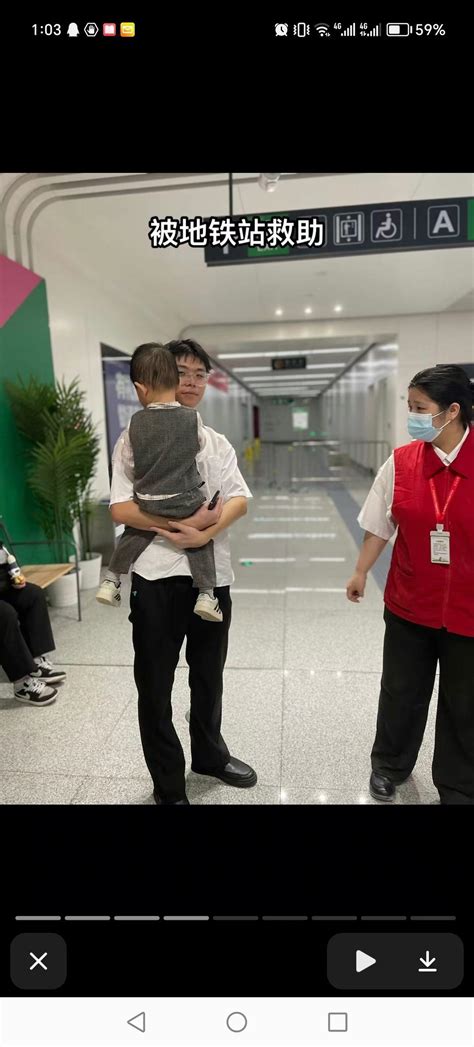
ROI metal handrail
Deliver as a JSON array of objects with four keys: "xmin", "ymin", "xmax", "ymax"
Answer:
[
  {"xmin": 335, "ymin": 439, "xmax": 391, "ymax": 473},
  {"xmin": 246, "ymin": 438, "xmax": 392, "ymax": 489}
]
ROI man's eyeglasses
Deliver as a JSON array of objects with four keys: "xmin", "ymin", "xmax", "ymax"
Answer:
[{"xmin": 177, "ymin": 369, "xmax": 209, "ymax": 386}]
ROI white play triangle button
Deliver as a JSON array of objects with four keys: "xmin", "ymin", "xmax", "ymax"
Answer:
[
  {"xmin": 127, "ymin": 1011, "xmax": 146, "ymax": 1033},
  {"xmin": 356, "ymin": 949, "xmax": 377, "ymax": 973}
]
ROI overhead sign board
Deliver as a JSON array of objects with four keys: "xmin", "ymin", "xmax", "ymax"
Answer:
[
  {"xmin": 272, "ymin": 357, "xmax": 307, "ymax": 370},
  {"xmin": 202, "ymin": 197, "xmax": 474, "ymax": 265}
]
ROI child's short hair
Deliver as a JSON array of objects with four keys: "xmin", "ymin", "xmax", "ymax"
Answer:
[{"xmin": 130, "ymin": 343, "xmax": 179, "ymax": 390}]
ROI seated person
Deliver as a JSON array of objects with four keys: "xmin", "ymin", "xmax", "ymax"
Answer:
[{"xmin": 0, "ymin": 542, "xmax": 66, "ymax": 706}]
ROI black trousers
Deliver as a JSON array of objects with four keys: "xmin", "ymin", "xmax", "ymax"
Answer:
[
  {"xmin": 129, "ymin": 573, "xmax": 231, "ymax": 801},
  {"xmin": 371, "ymin": 607, "xmax": 474, "ymax": 804},
  {"xmin": 0, "ymin": 584, "xmax": 55, "ymax": 681}
]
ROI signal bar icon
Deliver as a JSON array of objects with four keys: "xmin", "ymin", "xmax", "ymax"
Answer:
[
  {"xmin": 341, "ymin": 23, "xmax": 356, "ymax": 36},
  {"xmin": 364, "ymin": 24, "xmax": 381, "ymax": 36}
]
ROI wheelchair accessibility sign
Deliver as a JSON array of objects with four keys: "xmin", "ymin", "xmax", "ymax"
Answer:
[{"xmin": 371, "ymin": 208, "xmax": 402, "ymax": 242}]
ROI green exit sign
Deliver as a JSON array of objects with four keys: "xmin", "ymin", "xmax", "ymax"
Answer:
[
  {"xmin": 468, "ymin": 198, "xmax": 474, "ymax": 240},
  {"xmin": 247, "ymin": 212, "xmax": 290, "ymax": 258}
]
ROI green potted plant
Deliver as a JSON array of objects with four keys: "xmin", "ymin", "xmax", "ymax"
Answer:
[
  {"xmin": 5, "ymin": 376, "xmax": 101, "ymax": 598},
  {"xmin": 51, "ymin": 380, "xmax": 102, "ymax": 589},
  {"xmin": 27, "ymin": 424, "xmax": 91, "ymax": 606}
]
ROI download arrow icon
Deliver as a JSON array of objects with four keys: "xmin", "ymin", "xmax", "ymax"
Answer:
[{"xmin": 418, "ymin": 951, "xmax": 437, "ymax": 972}]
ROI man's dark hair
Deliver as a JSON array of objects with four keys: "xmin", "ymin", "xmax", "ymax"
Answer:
[
  {"xmin": 165, "ymin": 338, "xmax": 212, "ymax": 373},
  {"xmin": 130, "ymin": 343, "xmax": 179, "ymax": 390},
  {"xmin": 409, "ymin": 364, "xmax": 474, "ymax": 429}
]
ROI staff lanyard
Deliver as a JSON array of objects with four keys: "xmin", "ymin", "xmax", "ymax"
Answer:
[{"xmin": 429, "ymin": 474, "xmax": 461, "ymax": 531}]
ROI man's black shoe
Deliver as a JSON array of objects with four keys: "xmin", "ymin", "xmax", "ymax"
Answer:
[
  {"xmin": 369, "ymin": 771, "xmax": 395, "ymax": 802},
  {"xmin": 153, "ymin": 791, "xmax": 190, "ymax": 805},
  {"xmin": 191, "ymin": 757, "xmax": 257, "ymax": 788}
]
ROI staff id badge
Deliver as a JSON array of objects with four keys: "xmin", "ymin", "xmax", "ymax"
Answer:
[{"xmin": 430, "ymin": 528, "xmax": 450, "ymax": 564}]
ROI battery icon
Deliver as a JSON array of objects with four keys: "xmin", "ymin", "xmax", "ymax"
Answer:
[{"xmin": 386, "ymin": 23, "xmax": 412, "ymax": 36}]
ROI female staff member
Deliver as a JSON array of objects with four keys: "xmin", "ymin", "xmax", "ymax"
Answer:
[{"xmin": 346, "ymin": 364, "xmax": 474, "ymax": 805}]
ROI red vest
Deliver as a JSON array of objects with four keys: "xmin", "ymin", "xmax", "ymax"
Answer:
[{"xmin": 384, "ymin": 426, "xmax": 474, "ymax": 637}]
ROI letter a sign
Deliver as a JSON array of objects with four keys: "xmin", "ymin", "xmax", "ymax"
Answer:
[{"xmin": 428, "ymin": 205, "xmax": 460, "ymax": 238}]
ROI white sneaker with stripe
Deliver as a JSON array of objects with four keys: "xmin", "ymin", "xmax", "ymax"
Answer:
[
  {"xmin": 193, "ymin": 593, "xmax": 223, "ymax": 622},
  {"xmin": 14, "ymin": 676, "xmax": 58, "ymax": 706},
  {"xmin": 96, "ymin": 579, "xmax": 122, "ymax": 606}
]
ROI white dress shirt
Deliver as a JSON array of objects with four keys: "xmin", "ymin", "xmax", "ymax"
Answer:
[
  {"xmin": 357, "ymin": 425, "xmax": 471, "ymax": 540},
  {"xmin": 110, "ymin": 415, "xmax": 252, "ymax": 585}
]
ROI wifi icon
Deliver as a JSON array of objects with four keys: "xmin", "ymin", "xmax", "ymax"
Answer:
[{"xmin": 315, "ymin": 23, "xmax": 331, "ymax": 36}]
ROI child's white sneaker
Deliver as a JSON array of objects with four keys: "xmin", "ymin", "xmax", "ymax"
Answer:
[
  {"xmin": 193, "ymin": 593, "xmax": 223, "ymax": 622},
  {"xmin": 96, "ymin": 579, "xmax": 121, "ymax": 606}
]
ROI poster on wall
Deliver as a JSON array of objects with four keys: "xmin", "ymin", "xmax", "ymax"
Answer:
[
  {"xmin": 102, "ymin": 358, "xmax": 139, "ymax": 463},
  {"xmin": 292, "ymin": 408, "xmax": 309, "ymax": 430}
]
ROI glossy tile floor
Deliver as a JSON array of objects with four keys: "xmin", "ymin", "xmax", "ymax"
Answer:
[{"xmin": 0, "ymin": 479, "xmax": 440, "ymax": 805}]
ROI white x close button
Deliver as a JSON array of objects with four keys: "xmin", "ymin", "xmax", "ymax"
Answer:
[
  {"xmin": 29, "ymin": 951, "xmax": 48, "ymax": 971},
  {"xmin": 10, "ymin": 933, "xmax": 67, "ymax": 990}
]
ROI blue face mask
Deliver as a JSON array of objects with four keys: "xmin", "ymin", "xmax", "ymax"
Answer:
[{"xmin": 407, "ymin": 410, "xmax": 452, "ymax": 442}]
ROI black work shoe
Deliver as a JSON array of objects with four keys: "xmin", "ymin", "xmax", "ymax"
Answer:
[
  {"xmin": 369, "ymin": 771, "xmax": 395, "ymax": 802},
  {"xmin": 191, "ymin": 757, "xmax": 257, "ymax": 788},
  {"xmin": 153, "ymin": 790, "xmax": 190, "ymax": 805}
]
